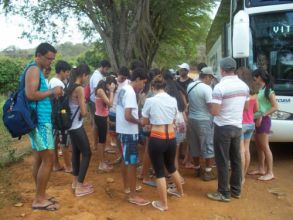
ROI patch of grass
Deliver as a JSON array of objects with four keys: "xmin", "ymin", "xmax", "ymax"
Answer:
[{"xmin": 0, "ymin": 170, "xmax": 22, "ymax": 209}]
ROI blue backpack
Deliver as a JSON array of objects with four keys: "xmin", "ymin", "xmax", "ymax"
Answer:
[{"xmin": 2, "ymin": 63, "xmax": 40, "ymax": 139}]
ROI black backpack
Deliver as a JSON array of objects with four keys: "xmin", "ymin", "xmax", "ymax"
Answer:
[{"xmin": 51, "ymin": 84, "xmax": 81, "ymax": 131}]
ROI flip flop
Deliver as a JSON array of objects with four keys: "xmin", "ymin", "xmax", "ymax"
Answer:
[
  {"xmin": 32, "ymin": 201, "xmax": 59, "ymax": 211},
  {"xmin": 75, "ymin": 187, "xmax": 94, "ymax": 197},
  {"xmin": 142, "ymin": 180, "xmax": 157, "ymax": 187},
  {"xmin": 258, "ymin": 175, "xmax": 275, "ymax": 181},
  {"xmin": 248, "ymin": 170, "xmax": 265, "ymax": 175},
  {"xmin": 53, "ymin": 167, "xmax": 64, "ymax": 172},
  {"xmin": 47, "ymin": 197, "xmax": 58, "ymax": 204},
  {"xmin": 124, "ymin": 185, "xmax": 142, "ymax": 194},
  {"xmin": 128, "ymin": 198, "xmax": 150, "ymax": 206},
  {"xmin": 151, "ymin": 201, "xmax": 167, "ymax": 211}
]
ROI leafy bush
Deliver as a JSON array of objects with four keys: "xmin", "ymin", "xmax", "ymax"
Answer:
[{"xmin": 0, "ymin": 57, "xmax": 26, "ymax": 95}]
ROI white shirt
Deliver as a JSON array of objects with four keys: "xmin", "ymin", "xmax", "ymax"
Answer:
[
  {"xmin": 89, "ymin": 70, "xmax": 104, "ymax": 103},
  {"xmin": 110, "ymin": 79, "xmax": 130, "ymax": 113},
  {"xmin": 142, "ymin": 92, "xmax": 178, "ymax": 125},
  {"xmin": 116, "ymin": 84, "xmax": 139, "ymax": 134},
  {"xmin": 48, "ymin": 77, "xmax": 65, "ymax": 89},
  {"xmin": 188, "ymin": 80, "xmax": 213, "ymax": 121},
  {"xmin": 211, "ymin": 75, "xmax": 249, "ymax": 128}
]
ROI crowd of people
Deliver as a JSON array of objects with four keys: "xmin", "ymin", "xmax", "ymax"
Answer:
[{"xmin": 22, "ymin": 42, "xmax": 278, "ymax": 212}]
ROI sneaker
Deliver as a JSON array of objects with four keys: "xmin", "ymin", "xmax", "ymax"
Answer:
[
  {"xmin": 207, "ymin": 192, "xmax": 231, "ymax": 202},
  {"xmin": 201, "ymin": 170, "xmax": 216, "ymax": 181},
  {"xmin": 231, "ymin": 193, "xmax": 241, "ymax": 199},
  {"xmin": 167, "ymin": 187, "xmax": 182, "ymax": 198}
]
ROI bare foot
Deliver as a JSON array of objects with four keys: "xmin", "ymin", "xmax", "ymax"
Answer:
[{"xmin": 248, "ymin": 169, "xmax": 265, "ymax": 175}]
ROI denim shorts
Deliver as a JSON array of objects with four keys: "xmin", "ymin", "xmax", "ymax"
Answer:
[
  {"xmin": 118, "ymin": 133, "xmax": 139, "ymax": 165},
  {"xmin": 241, "ymin": 123, "xmax": 255, "ymax": 140},
  {"xmin": 29, "ymin": 123, "xmax": 54, "ymax": 151}
]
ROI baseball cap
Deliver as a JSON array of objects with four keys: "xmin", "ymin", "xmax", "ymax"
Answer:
[
  {"xmin": 178, "ymin": 63, "xmax": 190, "ymax": 71},
  {"xmin": 200, "ymin": 67, "xmax": 216, "ymax": 77},
  {"xmin": 220, "ymin": 57, "xmax": 237, "ymax": 70}
]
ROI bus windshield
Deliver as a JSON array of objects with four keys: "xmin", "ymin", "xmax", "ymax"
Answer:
[
  {"xmin": 246, "ymin": 0, "xmax": 293, "ymax": 7},
  {"xmin": 249, "ymin": 11, "xmax": 293, "ymax": 92}
]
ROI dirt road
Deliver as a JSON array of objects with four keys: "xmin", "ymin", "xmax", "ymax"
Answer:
[{"xmin": 0, "ymin": 122, "xmax": 292, "ymax": 220}]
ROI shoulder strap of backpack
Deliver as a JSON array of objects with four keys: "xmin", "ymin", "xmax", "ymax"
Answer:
[{"xmin": 187, "ymin": 82, "xmax": 202, "ymax": 95}]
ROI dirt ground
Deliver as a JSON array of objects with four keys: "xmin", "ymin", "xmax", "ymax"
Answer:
[{"xmin": 0, "ymin": 121, "xmax": 292, "ymax": 220}]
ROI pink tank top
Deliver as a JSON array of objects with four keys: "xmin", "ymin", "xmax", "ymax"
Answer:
[
  {"xmin": 243, "ymin": 98, "xmax": 256, "ymax": 124},
  {"xmin": 95, "ymin": 97, "xmax": 109, "ymax": 117}
]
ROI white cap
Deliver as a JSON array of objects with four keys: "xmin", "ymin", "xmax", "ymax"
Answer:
[
  {"xmin": 178, "ymin": 63, "xmax": 190, "ymax": 71},
  {"xmin": 201, "ymin": 66, "xmax": 217, "ymax": 77}
]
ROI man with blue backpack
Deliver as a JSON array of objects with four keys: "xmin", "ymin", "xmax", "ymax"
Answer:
[{"xmin": 24, "ymin": 43, "xmax": 63, "ymax": 211}]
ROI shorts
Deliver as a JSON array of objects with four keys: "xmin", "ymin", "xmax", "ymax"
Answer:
[
  {"xmin": 255, "ymin": 116, "xmax": 271, "ymax": 134},
  {"xmin": 187, "ymin": 118, "xmax": 214, "ymax": 158},
  {"xmin": 29, "ymin": 123, "xmax": 54, "ymax": 152},
  {"xmin": 118, "ymin": 133, "xmax": 139, "ymax": 165},
  {"xmin": 89, "ymin": 101, "xmax": 96, "ymax": 128},
  {"xmin": 176, "ymin": 132, "xmax": 186, "ymax": 144},
  {"xmin": 53, "ymin": 129, "xmax": 70, "ymax": 147},
  {"xmin": 241, "ymin": 123, "xmax": 255, "ymax": 140}
]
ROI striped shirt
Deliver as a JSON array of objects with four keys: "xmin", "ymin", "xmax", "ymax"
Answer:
[
  {"xmin": 211, "ymin": 75, "xmax": 249, "ymax": 128},
  {"xmin": 23, "ymin": 62, "xmax": 52, "ymax": 124}
]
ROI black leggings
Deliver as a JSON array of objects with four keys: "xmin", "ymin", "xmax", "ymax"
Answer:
[
  {"xmin": 69, "ymin": 126, "xmax": 92, "ymax": 183},
  {"xmin": 94, "ymin": 115, "xmax": 108, "ymax": 144},
  {"xmin": 148, "ymin": 137, "xmax": 177, "ymax": 178}
]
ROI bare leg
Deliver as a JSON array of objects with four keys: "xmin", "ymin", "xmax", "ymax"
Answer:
[
  {"xmin": 52, "ymin": 137, "xmax": 62, "ymax": 171},
  {"xmin": 32, "ymin": 150, "xmax": 42, "ymax": 187},
  {"xmin": 243, "ymin": 139, "xmax": 251, "ymax": 176},
  {"xmin": 121, "ymin": 162, "xmax": 128, "ymax": 191},
  {"xmin": 170, "ymin": 170, "xmax": 184, "ymax": 195},
  {"xmin": 142, "ymin": 142, "xmax": 152, "ymax": 182},
  {"xmin": 62, "ymin": 147, "xmax": 72, "ymax": 172},
  {"xmin": 257, "ymin": 133, "xmax": 274, "ymax": 180},
  {"xmin": 155, "ymin": 177, "xmax": 168, "ymax": 209},
  {"xmin": 252, "ymin": 134, "xmax": 266, "ymax": 174},
  {"xmin": 33, "ymin": 150, "xmax": 54, "ymax": 206}
]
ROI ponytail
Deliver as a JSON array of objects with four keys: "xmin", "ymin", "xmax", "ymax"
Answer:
[
  {"xmin": 69, "ymin": 64, "xmax": 91, "ymax": 86},
  {"xmin": 253, "ymin": 68, "xmax": 273, "ymax": 100}
]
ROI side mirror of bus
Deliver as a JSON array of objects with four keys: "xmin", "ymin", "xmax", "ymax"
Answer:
[{"xmin": 233, "ymin": 10, "xmax": 249, "ymax": 58}]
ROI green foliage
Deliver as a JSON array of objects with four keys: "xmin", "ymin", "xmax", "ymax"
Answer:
[
  {"xmin": 0, "ymin": 57, "xmax": 26, "ymax": 94},
  {"xmin": 0, "ymin": 96, "xmax": 32, "ymax": 168},
  {"xmin": 2, "ymin": 0, "xmax": 217, "ymax": 69}
]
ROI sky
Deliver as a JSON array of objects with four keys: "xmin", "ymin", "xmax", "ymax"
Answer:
[
  {"xmin": 0, "ymin": 13, "xmax": 85, "ymax": 51},
  {"xmin": 0, "ymin": 3, "xmax": 220, "ymax": 51}
]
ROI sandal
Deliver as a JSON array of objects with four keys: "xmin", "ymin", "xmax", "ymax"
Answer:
[
  {"xmin": 128, "ymin": 197, "xmax": 150, "ymax": 206},
  {"xmin": 75, "ymin": 186, "xmax": 94, "ymax": 197},
  {"xmin": 258, "ymin": 174, "xmax": 275, "ymax": 181},
  {"xmin": 248, "ymin": 170, "xmax": 265, "ymax": 175},
  {"xmin": 142, "ymin": 180, "xmax": 157, "ymax": 187},
  {"xmin": 151, "ymin": 201, "xmax": 167, "ymax": 211},
  {"xmin": 124, "ymin": 185, "xmax": 142, "ymax": 194},
  {"xmin": 32, "ymin": 201, "xmax": 59, "ymax": 211}
]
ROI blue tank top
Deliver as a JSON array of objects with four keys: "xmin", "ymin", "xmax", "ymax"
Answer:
[{"xmin": 21, "ymin": 62, "xmax": 52, "ymax": 124}]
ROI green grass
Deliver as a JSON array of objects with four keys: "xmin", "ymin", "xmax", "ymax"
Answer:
[{"xmin": 0, "ymin": 95, "xmax": 31, "ymax": 168}]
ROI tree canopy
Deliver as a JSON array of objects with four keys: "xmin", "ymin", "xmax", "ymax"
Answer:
[{"xmin": 2, "ymin": 0, "xmax": 217, "ymax": 70}]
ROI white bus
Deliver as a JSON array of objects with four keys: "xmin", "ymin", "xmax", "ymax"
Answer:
[{"xmin": 207, "ymin": 0, "xmax": 293, "ymax": 142}]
